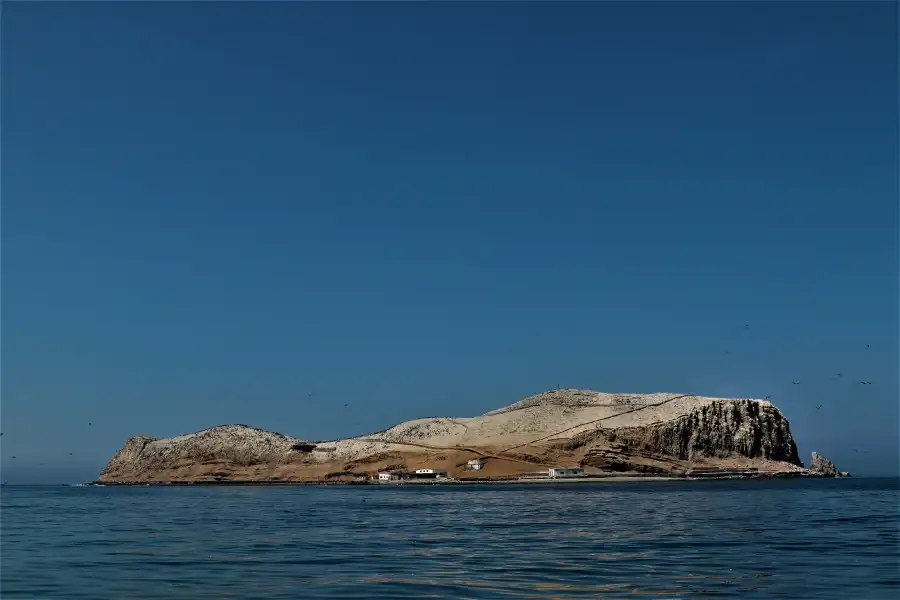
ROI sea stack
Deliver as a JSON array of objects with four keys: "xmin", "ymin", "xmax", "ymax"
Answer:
[{"xmin": 808, "ymin": 452, "xmax": 847, "ymax": 477}]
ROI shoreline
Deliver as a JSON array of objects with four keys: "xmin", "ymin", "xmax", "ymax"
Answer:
[{"xmin": 89, "ymin": 471, "xmax": 837, "ymax": 487}]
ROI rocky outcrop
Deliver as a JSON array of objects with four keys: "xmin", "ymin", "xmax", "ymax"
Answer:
[
  {"xmin": 599, "ymin": 400, "xmax": 801, "ymax": 463},
  {"xmin": 808, "ymin": 452, "xmax": 844, "ymax": 477},
  {"xmin": 97, "ymin": 390, "xmax": 813, "ymax": 483},
  {"xmin": 98, "ymin": 425, "xmax": 313, "ymax": 482}
]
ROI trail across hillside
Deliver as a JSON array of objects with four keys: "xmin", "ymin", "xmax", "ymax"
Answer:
[
  {"xmin": 351, "ymin": 393, "xmax": 695, "ymax": 466},
  {"xmin": 497, "ymin": 394, "xmax": 694, "ymax": 453}
]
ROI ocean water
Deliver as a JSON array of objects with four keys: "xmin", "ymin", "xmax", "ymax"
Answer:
[{"xmin": 2, "ymin": 478, "xmax": 898, "ymax": 599}]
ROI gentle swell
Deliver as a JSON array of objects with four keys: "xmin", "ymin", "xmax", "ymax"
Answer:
[{"xmin": 1, "ymin": 479, "xmax": 898, "ymax": 599}]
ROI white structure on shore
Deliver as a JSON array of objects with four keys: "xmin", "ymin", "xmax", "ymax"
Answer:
[
  {"xmin": 377, "ymin": 471, "xmax": 402, "ymax": 481},
  {"xmin": 548, "ymin": 467, "xmax": 585, "ymax": 478},
  {"xmin": 467, "ymin": 459, "xmax": 485, "ymax": 471},
  {"xmin": 414, "ymin": 468, "xmax": 448, "ymax": 479}
]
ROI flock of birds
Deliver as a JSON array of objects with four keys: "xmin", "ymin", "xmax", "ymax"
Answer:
[
  {"xmin": 0, "ymin": 330, "xmax": 879, "ymax": 466},
  {"xmin": 720, "ymin": 332, "xmax": 877, "ymax": 453},
  {"xmin": 724, "ymin": 328, "xmax": 876, "ymax": 393},
  {"xmin": 3, "ymin": 421, "xmax": 93, "ymax": 463}
]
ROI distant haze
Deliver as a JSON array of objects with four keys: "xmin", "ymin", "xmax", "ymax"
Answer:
[{"xmin": 2, "ymin": 2, "xmax": 897, "ymax": 484}]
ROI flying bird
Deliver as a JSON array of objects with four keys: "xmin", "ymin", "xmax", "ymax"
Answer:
[
  {"xmin": 815, "ymin": 405, "xmax": 823, "ymax": 411},
  {"xmin": 764, "ymin": 395, "xmax": 771, "ymax": 400},
  {"xmin": 859, "ymin": 381, "xmax": 872, "ymax": 385},
  {"xmin": 792, "ymin": 381, "xmax": 800, "ymax": 385},
  {"xmin": 344, "ymin": 403, "xmax": 349, "ymax": 409},
  {"xmin": 68, "ymin": 452, "xmax": 73, "ymax": 456}
]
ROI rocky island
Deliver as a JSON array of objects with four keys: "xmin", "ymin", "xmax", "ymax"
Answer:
[{"xmin": 96, "ymin": 390, "xmax": 845, "ymax": 484}]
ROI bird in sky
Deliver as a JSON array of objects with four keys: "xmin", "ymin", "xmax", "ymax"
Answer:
[
  {"xmin": 836, "ymin": 373, "xmax": 843, "ymax": 377},
  {"xmin": 859, "ymin": 381, "xmax": 872, "ymax": 385},
  {"xmin": 792, "ymin": 381, "xmax": 800, "ymax": 385},
  {"xmin": 344, "ymin": 403, "xmax": 349, "ymax": 409},
  {"xmin": 764, "ymin": 395, "xmax": 771, "ymax": 400},
  {"xmin": 815, "ymin": 405, "xmax": 823, "ymax": 411}
]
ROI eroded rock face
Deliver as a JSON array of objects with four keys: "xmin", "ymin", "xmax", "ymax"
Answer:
[
  {"xmin": 809, "ymin": 452, "xmax": 840, "ymax": 477},
  {"xmin": 600, "ymin": 400, "xmax": 801, "ymax": 464}
]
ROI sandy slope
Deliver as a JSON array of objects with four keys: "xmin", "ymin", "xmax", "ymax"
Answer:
[{"xmin": 326, "ymin": 391, "xmax": 760, "ymax": 458}]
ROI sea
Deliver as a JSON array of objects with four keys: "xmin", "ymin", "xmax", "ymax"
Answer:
[{"xmin": 2, "ymin": 478, "xmax": 898, "ymax": 599}]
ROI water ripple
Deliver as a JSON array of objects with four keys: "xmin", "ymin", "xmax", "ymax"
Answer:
[{"xmin": 1, "ymin": 479, "xmax": 898, "ymax": 599}]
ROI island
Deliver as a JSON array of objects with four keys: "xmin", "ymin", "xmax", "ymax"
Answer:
[{"xmin": 95, "ymin": 389, "xmax": 846, "ymax": 485}]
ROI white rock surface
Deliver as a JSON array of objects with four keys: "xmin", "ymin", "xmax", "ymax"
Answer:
[{"xmin": 99, "ymin": 390, "xmax": 804, "ymax": 482}]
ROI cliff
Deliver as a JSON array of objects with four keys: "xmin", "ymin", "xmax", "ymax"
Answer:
[{"xmin": 97, "ymin": 390, "xmax": 809, "ymax": 483}]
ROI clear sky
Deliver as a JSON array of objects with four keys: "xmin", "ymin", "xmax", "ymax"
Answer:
[{"xmin": 2, "ymin": 2, "xmax": 897, "ymax": 483}]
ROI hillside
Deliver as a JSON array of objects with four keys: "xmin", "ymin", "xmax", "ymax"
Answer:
[{"xmin": 97, "ymin": 390, "xmax": 809, "ymax": 483}]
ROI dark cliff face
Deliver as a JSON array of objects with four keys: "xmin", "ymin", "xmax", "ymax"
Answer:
[{"xmin": 582, "ymin": 400, "xmax": 802, "ymax": 468}]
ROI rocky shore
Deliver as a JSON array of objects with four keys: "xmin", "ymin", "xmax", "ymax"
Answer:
[{"xmin": 96, "ymin": 390, "xmax": 846, "ymax": 485}]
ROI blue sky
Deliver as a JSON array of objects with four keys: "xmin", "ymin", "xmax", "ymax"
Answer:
[{"xmin": 2, "ymin": 2, "xmax": 897, "ymax": 483}]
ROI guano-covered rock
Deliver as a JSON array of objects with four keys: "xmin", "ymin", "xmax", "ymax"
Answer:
[{"xmin": 97, "ymin": 390, "xmax": 811, "ymax": 483}]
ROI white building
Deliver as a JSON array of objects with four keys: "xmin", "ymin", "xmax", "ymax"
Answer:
[
  {"xmin": 377, "ymin": 471, "xmax": 402, "ymax": 481},
  {"xmin": 467, "ymin": 459, "xmax": 485, "ymax": 471},
  {"xmin": 548, "ymin": 467, "xmax": 585, "ymax": 478},
  {"xmin": 414, "ymin": 468, "xmax": 448, "ymax": 479}
]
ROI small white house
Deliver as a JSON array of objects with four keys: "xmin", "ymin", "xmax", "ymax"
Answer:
[
  {"xmin": 414, "ymin": 468, "xmax": 448, "ymax": 479},
  {"xmin": 548, "ymin": 467, "xmax": 585, "ymax": 478},
  {"xmin": 377, "ymin": 471, "xmax": 401, "ymax": 481},
  {"xmin": 467, "ymin": 459, "xmax": 485, "ymax": 471}
]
